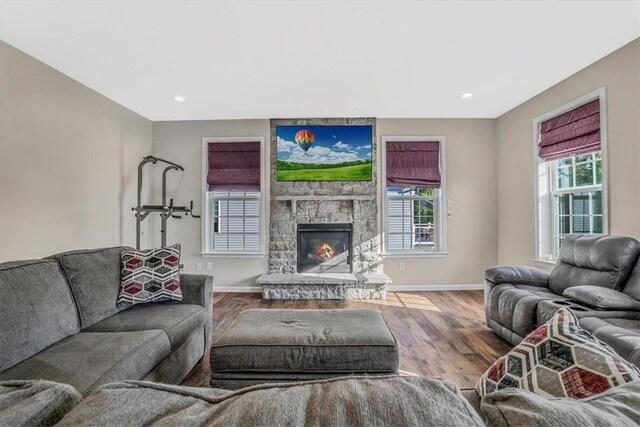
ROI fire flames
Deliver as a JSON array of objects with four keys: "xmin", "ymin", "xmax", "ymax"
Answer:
[{"xmin": 315, "ymin": 242, "xmax": 336, "ymax": 260}]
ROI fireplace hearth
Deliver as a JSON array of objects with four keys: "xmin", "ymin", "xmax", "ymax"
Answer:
[{"xmin": 297, "ymin": 223, "xmax": 352, "ymax": 273}]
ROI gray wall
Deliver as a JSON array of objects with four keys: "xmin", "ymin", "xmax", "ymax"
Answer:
[
  {"xmin": 495, "ymin": 38, "xmax": 640, "ymax": 266},
  {"xmin": 152, "ymin": 118, "xmax": 498, "ymax": 288},
  {"xmin": 0, "ymin": 41, "xmax": 153, "ymax": 261},
  {"xmin": 377, "ymin": 119, "xmax": 498, "ymax": 286},
  {"xmin": 151, "ymin": 120, "xmax": 270, "ymax": 289}
]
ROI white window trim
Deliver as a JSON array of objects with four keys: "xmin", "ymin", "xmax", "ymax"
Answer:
[
  {"xmin": 201, "ymin": 136, "xmax": 267, "ymax": 257},
  {"xmin": 532, "ymin": 87, "xmax": 609, "ymax": 264},
  {"xmin": 380, "ymin": 136, "xmax": 448, "ymax": 257}
]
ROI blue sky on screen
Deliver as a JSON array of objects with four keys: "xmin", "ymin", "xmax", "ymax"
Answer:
[{"xmin": 276, "ymin": 125, "xmax": 372, "ymax": 164}]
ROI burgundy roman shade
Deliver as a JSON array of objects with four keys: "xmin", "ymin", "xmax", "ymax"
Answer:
[
  {"xmin": 207, "ymin": 142, "xmax": 260, "ymax": 191},
  {"xmin": 538, "ymin": 99, "xmax": 601, "ymax": 161},
  {"xmin": 386, "ymin": 141, "xmax": 441, "ymax": 188}
]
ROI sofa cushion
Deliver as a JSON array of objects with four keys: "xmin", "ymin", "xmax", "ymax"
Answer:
[
  {"xmin": 0, "ymin": 380, "xmax": 82, "ymax": 426},
  {"xmin": 48, "ymin": 246, "xmax": 131, "ymax": 328},
  {"xmin": 0, "ymin": 260, "xmax": 80, "ymax": 372},
  {"xmin": 579, "ymin": 317, "xmax": 640, "ymax": 367},
  {"xmin": 563, "ymin": 286, "xmax": 640, "ymax": 311},
  {"xmin": 0, "ymin": 331, "xmax": 170, "ymax": 396},
  {"xmin": 481, "ymin": 380, "xmax": 640, "ymax": 427},
  {"xmin": 212, "ymin": 309, "xmax": 398, "ymax": 374},
  {"xmin": 117, "ymin": 245, "xmax": 182, "ymax": 308},
  {"xmin": 581, "ymin": 317, "xmax": 640, "ymax": 330},
  {"xmin": 84, "ymin": 303, "xmax": 206, "ymax": 349},
  {"xmin": 476, "ymin": 309, "xmax": 640, "ymax": 398},
  {"xmin": 536, "ymin": 299, "xmax": 640, "ymax": 327},
  {"xmin": 548, "ymin": 234, "xmax": 640, "ymax": 295},
  {"xmin": 58, "ymin": 376, "xmax": 485, "ymax": 427}
]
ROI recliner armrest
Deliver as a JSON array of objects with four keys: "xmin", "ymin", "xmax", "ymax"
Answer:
[
  {"xmin": 485, "ymin": 266, "xmax": 549, "ymax": 287},
  {"xmin": 563, "ymin": 286, "xmax": 640, "ymax": 311},
  {"xmin": 179, "ymin": 274, "xmax": 213, "ymax": 314}
]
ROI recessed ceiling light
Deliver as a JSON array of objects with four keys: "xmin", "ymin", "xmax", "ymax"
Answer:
[
  {"xmin": 461, "ymin": 92, "xmax": 473, "ymax": 99},
  {"xmin": 174, "ymin": 96, "xmax": 186, "ymax": 102}
]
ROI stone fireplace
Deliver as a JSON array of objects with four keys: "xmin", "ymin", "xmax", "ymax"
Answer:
[
  {"xmin": 258, "ymin": 117, "xmax": 390, "ymax": 299},
  {"xmin": 297, "ymin": 223, "xmax": 352, "ymax": 273}
]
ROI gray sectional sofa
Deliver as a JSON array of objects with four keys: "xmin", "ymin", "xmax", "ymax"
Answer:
[
  {"xmin": 0, "ymin": 246, "xmax": 213, "ymax": 396},
  {"xmin": 485, "ymin": 234, "xmax": 640, "ymax": 366}
]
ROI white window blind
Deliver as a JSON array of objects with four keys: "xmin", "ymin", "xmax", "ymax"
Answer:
[{"xmin": 208, "ymin": 190, "xmax": 260, "ymax": 252}]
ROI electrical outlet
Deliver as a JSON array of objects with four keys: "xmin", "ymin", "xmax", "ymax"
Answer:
[
  {"xmin": 195, "ymin": 262, "xmax": 202, "ymax": 271},
  {"xmin": 399, "ymin": 262, "xmax": 405, "ymax": 271},
  {"xmin": 206, "ymin": 262, "xmax": 213, "ymax": 271}
]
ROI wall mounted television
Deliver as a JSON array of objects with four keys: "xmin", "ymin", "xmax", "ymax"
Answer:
[{"xmin": 276, "ymin": 124, "xmax": 373, "ymax": 181}]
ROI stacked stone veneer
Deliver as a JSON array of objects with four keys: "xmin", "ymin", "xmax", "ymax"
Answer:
[{"xmin": 268, "ymin": 117, "xmax": 381, "ymax": 274}]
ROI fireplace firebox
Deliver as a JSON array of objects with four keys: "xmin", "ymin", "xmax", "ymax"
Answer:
[{"xmin": 297, "ymin": 223, "xmax": 352, "ymax": 273}]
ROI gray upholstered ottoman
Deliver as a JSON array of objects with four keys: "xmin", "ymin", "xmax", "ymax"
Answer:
[{"xmin": 210, "ymin": 309, "xmax": 399, "ymax": 389}]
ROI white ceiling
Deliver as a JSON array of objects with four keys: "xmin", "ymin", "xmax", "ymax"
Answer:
[{"xmin": 1, "ymin": 1, "xmax": 639, "ymax": 121}]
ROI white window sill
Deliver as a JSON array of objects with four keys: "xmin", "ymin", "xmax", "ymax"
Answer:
[
  {"xmin": 532, "ymin": 258, "xmax": 556, "ymax": 267},
  {"xmin": 382, "ymin": 252, "xmax": 448, "ymax": 259},
  {"xmin": 200, "ymin": 252, "xmax": 267, "ymax": 259}
]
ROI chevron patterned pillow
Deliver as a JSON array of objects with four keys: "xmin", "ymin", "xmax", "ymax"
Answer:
[
  {"xmin": 117, "ymin": 244, "xmax": 182, "ymax": 308},
  {"xmin": 476, "ymin": 308, "xmax": 640, "ymax": 399}
]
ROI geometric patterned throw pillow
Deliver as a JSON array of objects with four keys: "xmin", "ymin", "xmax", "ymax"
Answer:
[
  {"xmin": 117, "ymin": 244, "xmax": 182, "ymax": 308},
  {"xmin": 475, "ymin": 308, "xmax": 640, "ymax": 399}
]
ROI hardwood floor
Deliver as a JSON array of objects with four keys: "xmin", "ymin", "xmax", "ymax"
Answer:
[{"xmin": 182, "ymin": 291, "xmax": 511, "ymax": 389}]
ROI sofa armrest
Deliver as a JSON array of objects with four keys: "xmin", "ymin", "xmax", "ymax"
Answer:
[
  {"xmin": 179, "ymin": 274, "xmax": 213, "ymax": 314},
  {"xmin": 485, "ymin": 265, "xmax": 549, "ymax": 287},
  {"xmin": 179, "ymin": 274, "xmax": 213, "ymax": 352}
]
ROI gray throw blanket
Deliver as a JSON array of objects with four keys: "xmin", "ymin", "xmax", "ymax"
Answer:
[
  {"xmin": 59, "ymin": 375, "xmax": 484, "ymax": 426},
  {"xmin": 0, "ymin": 380, "xmax": 82, "ymax": 426}
]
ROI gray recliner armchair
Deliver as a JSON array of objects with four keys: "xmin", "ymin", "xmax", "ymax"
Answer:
[{"xmin": 484, "ymin": 234, "xmax": 640, "ymax": 366}]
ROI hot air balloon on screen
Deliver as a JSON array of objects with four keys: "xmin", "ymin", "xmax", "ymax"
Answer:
[{"xmin": 294, "ymin": 129, "xmax": 315, "ymax": 154}]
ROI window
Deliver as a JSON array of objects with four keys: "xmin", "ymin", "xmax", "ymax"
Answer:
[
  {"xmin": 382, "ymin": 137, "xmax": 446, "ymax": 254},
  {"xmin": 386, "ymin": 187, "xmax": 440, "ymax": 251},
  {"xmin": 534, "ymin": 89, "xmax": 607, "ymax": 261},
  {"xmin": 202, "ymin": 138, "xmax": 264, "ymax": 254},
  {"xmin": 207, "ymin": 190, "xmax": 260, "ymax": 252},
  {"xmin": 551, "ymin": 152, "xmax": 603, "ymax": 255}
]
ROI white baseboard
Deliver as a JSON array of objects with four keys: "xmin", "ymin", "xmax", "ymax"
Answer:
[
  {"xmin": 213, "ymin": 284, "xmax": 483, "ymax": 293},
  {"xmin": 213, "ymin": 286, "xmax": 262, "ymax": 293},
  {"xmin": 386, "ymin": 284, "xmax": 484, "ymax": 291}
]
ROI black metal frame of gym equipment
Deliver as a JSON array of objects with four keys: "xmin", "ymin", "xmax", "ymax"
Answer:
[{"xmin": 132, "ymin": 155, "xmax": 200, "ymax": 249}]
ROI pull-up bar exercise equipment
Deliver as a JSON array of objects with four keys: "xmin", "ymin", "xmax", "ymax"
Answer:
[{"xmin": 132, "ymin": 155, "xmax": 200, "ymax": 249}]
